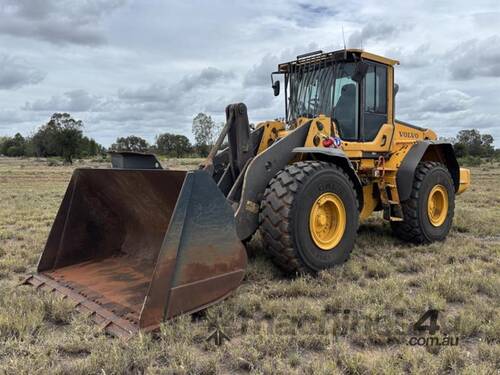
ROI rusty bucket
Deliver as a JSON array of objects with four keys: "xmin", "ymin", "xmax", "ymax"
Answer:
[{"xmin": 24, "ymin": 168, "xmax": 247, "ymax": 337}]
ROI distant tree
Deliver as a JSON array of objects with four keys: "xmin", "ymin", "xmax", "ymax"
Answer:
[
  {"xmin": 456, "ymin": 129, "xmax": 482, "ymax": 156},
  {"xmin": 54, "ymin": 114, "xmax": 83, "ymax": 163},
  {"xmin": 156, "ymin": 133, "xmax": 192, "ymax": 157},
  {"xmin": 78, "ymin": 136, "xmax": 103, "ymax": 157},
  {"xmin": 110, "ymin": 136, "xmax": 149, "ymax": 152},
  {"xmin": 455, "ymin": 129, "xmax": 494, "ymax": 157},
  {"xmin": 0, "ymin": 136, "xmax": 7, "ymax": 155},
  {"xmin": 155, "ymin": 133, "xmax": 176, "ymax": 155},
  {"xmin": 0, "ymin": 133, "xmax": 26, "ymax": 156},
  {"xmin": 23, "ymin": 136, "xmax": 36, "ymax": 157},
  {"xmin": 174, "ymin": 135, "xmax": 192, "ymax": 157},
  {"xmin": 31, "ymin": 113, "xmax": 87, "ymax": 164},
  {"xmin": 31, "ymin": 113, "xmax": 83, "ymax": 164},
  {"xmin": 88, "ymin": 138, "xmax": 102, "ymax": 155},
  {"xmin": 1, "ymin": 114, "xmax": 102, "ymax": 160},
  {"xmin": 32, "ymin": 119, "xmax": 63, "ymax": 157},
  {"xmin": 192, "ymin": 113, "xmax": 220, "ymax": 157},
  {"xmin": 480, "ymin": 134, "xmax": 494, "ymax": 156},
  {"xmin": 453, "ymin": 142, "xmax": 467, "ymax": 158}
]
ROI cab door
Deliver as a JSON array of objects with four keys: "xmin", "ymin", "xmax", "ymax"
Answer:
[
  {"xmin": 361, "ymin": 62, "xmax": 388, "ymax": 142},
  {"xmin": 341, "ymin": 61, "xmax": 394, "ymax": 155}
]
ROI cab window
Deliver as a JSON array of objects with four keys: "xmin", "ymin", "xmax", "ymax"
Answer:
[
  {"xmin": 332, "ymin": 63, "xmax": 359, "ymax": 140},
  {"xmin": 363, "ymin": 63, "xmax": 387, "ymax": 141}
]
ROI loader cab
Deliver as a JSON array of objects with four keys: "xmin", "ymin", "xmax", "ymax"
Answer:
[{"xmin": 278, "ymin": 49, "xmax": 398, "ymax": 147}]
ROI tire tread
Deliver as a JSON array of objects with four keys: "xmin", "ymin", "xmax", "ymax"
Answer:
[
  {"xmin": 259, "ymin": 160, "xmax": 358, "ymax": 273},
  {"xmin": 391, "ymin": 161, "xmax": 454, "ymax": 244}
]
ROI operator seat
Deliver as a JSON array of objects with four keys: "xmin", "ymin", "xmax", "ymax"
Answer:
[{"xmin": 334, "ymin": 83, "xmax": 357, "ymax": 139}]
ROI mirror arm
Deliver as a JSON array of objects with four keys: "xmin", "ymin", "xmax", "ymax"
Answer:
[{"xmin": 271, "ymin": 72, "xmax": 280, "ymax": 97}]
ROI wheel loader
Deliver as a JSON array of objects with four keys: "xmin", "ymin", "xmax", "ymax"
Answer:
[{"xmin": 24, "ymin": 49, "xmax": 471, "ymax": 337}]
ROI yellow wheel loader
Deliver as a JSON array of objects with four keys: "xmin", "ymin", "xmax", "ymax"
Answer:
[{"xmin": 24, "ymin": 49, "xmax": 470, "ymax": 337}]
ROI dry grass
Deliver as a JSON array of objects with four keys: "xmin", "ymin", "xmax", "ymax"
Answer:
[{"xmin": 0, "ymin": 157, "xmax": 499, "ymax": 374}]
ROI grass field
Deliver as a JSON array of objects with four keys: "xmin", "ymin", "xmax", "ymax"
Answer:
[{"xmin": 0, "ymin": 157, "xmax": 498, "ymax": 374}]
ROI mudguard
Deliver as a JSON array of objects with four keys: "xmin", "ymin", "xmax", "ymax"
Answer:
[
  {"xmin": 396, "ymin": 141, "xmax": 460, "ymax": 202},
  {"xmin": 292, "ymin": 146, "xmax": 364, "ymax": 211}
]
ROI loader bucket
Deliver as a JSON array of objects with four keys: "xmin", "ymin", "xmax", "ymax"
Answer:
[{"xmin": 24, "ymin": 168, "xmax": 247, "ymax": 338}]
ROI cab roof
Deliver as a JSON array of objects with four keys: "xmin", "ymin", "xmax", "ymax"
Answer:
[{"xmin": 278, "ymin": 49, "xmax": 399, "ymax": 72}]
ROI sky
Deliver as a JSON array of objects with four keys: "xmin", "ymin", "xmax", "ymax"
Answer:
[{"xmin": 0, "ymin": 0, "xmax": 499, "ymax": 147}]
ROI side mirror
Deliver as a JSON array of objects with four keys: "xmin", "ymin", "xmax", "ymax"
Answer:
[
  {"xmin": 272, "ymin": 80, "xmax": 280, "ymax": 96},
  {"xmin": 394, "ymin": 83, "xmax": 399, "ymax": 96},
  {"xmin": 352, "ymin": 61, "xmax": 369, "ymax": 82}
]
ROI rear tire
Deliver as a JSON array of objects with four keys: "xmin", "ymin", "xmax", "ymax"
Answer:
[
  {"xmin": 391, "ymin": 161, "xmax": 455, "ymax": 244},
  {"xmin": 259, "ymin": 161, "xmax": 359, "ymax": 273}
]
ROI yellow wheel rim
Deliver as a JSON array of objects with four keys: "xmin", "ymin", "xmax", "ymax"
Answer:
[
  {"xmin": 309, "ymin": 192, "xmax": 346, "ymax": 250},
  {"xmin": 427, "ymin": 184, "xmax": 448, "ymax": 227}
]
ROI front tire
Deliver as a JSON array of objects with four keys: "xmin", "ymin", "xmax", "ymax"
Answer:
[
  {"xmin": 391, "ymin": 161, "xmax": 455, "ymax": 244},
  {"xmin": 259, "ymin": 161, "xmax": 359, "ymax": 273}
]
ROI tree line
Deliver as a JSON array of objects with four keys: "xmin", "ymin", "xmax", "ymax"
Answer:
[
  {"xmin": 452, "ymin": 129, "xmax": 496, "ymax": 158},
  {"xmin": 1, "ymin": 112, "xmax": 497, "ymax": 163},
  {"xmin": 0, "ymin": 112, "xmax": 222, "ymax": 162},
  {"xmin": 0, "ymin": 113, "xmax": 104, "ymax": 163},
  {"xmin": 109, "ymin": 112, "xmax": 221, "ymax": 157}
]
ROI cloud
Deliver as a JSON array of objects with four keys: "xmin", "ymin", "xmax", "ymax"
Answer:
[
  {"xmin": 16, "ymin": 66, "xmax": 240, "ymax": 144},
  {"xmin": 243, "ymin": 54, "xmax": 277, "ymax": 88},
  {"xmin": 243, "ymin": 43, "xmax": 321, "ymax": 88},
  {"xmin": 24, "ymin": 90, "xmax": 100, "ymax": 111},
  {"xmin": 180, "ymin": 67, "xmax": 235, "ymax": 91},
  {"xmin": 0, "ymin": 109, "xmax": 27, "ymax": 124},
  {"xmin": 118, "ymin": 83, "xmax": 172, "ymax": 104},
  {"xmin": 0, "ymin": 1, "xmax": 499, "ymax": 147},
  {"xmin": 0, "ymin": 55, "xmax": 45, "ymax": 89},
  {"xmin": 0, "ymin": 0, "xmax": 126, "ymax": 46},
  {"xmin": 385, "ymin": 44, "xmax": 436, "ymax": 69},
  {"xmin": 419, "ymin": 89, "xmax": 475, "ymax": 113},
  {"xmin": 448, "ymin": 35, "xmax": 500, "ymax": 80},
  {"xmin": 472, "ymin": 11, "xmax": 500, "ymax": 29},
  {"xmin": 394, "ymin": 86, "xmax": 493, "ymax": 141},
  {"xmin": 118, "ymin": 67, "xmax": 234, "ymax": 107},
  {"xmin": 295, "ymin": 3, "xmax": 338, "ymax": 18},
  {"xmin": 348, "ymin": 23, "xmax": 399, "ymax": 49},
  {"xmin": 397, "ymin": 87, "xmax": 475, "ymax": 118}
]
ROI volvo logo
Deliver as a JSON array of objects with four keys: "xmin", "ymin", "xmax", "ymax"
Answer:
[{"xmin": 399, "ymin": 131, "xmax": 419, "ymax": 139}]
